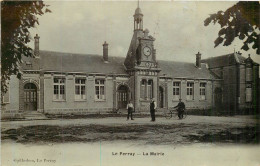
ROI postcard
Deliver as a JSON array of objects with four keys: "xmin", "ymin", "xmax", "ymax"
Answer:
[{"xmin": 1, "ymin": 1, "xmax": 259, "ymax": 166}]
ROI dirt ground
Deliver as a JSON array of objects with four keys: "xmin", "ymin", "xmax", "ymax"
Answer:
[{"xmin": 1, "ymin": 115, "xmax": 259, "ymax": 145}]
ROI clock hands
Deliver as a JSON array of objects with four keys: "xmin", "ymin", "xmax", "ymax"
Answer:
[{"xmin": 143, "ymin": 46, "xmax": 151, "ymax": 56}]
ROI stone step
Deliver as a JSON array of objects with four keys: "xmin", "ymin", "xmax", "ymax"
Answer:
[{"xmin": 23, "ymin": 111, "xmax": 48, "ymax": 120}]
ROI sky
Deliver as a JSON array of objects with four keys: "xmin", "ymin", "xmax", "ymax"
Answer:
[{"xmin": 29, "ymin": 1, "xmax": 260, "ymax": 64}]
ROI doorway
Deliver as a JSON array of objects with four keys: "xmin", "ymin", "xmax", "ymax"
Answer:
[
  {"xmin": 117, "ymin": 85, "xmax": 128, "ymax": 109},
  {"xmin": 159, "ymin": 86, "xmax": 164, "ymax": 108},
  {"xmin": 24, "ymin": 83, "xmax": 37, "ymax": 111}
]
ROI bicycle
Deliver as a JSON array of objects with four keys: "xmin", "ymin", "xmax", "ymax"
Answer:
[{"xmin": 164, "ymin": 108, "xmax": 187, "ymax": 119}]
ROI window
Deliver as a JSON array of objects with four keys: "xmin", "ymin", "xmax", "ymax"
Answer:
[
  {"xmin": 200, "ymin": 83, "xmax": 206, "ymax": 100},
  {"xmin": 246, "ymin": 68, "xmax": 252, "ymax": 82},
  {"xmin": 187, "ymin": 82, "xmax": 194, "ymax": 100},
  {"xmin": 95, "ymin": 79, "xmax": 105, "ymax": 100},
  {"xmin": 147, "ymin": 80, "xmax": 153, "ymax": 99},
  {"xmin": 246, "ymin": 88, "xmax": 252, "ymax": 102},
  {"xmin": 140, "ymin": 79, "xmax": 146, "ymax": 99},
  {"xmin": 246, "ymin": 84, "xmax": 252, "ymax": 102},
  {"xmin": 2, "ymin": 89, "xmax": 10, "ymax": 103},
  {"xmin": 173, "ymin": 82, "xmax": 180, "ymax": 100},
  {"xmin": 140, "ymin": 79, "xmax": 153, "ymax": 99},
  {"xmin": 53, "ymin": 77, "xmax": 65, "ymax": 100},
  {"xmin": 75, "ymin": 78, "xmax": 86, "ymax": 100}
]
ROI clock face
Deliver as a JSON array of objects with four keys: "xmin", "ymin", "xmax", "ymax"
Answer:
[{"xmin": 143, "ymin": 46, "xmax": 151, "ymax": 56}]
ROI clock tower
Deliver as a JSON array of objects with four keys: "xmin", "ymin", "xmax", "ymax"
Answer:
[
  {"xmin": 136, "ymin": 29, "xmax": 157, "ymax": 68},
  {"xmin": 124, "ymin": 4, "xmax": 161, "ymax": 112}
]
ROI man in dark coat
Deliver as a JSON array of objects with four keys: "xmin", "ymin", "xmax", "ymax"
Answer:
[
  {"xmin": 126, "ymin": 100, "xmax": 134, "ymax": 120},
  {"xmin": 150, "ymin": 98, "xmax": 157, "ymax": 122},
  {"xmin": 174, "ymin": 99, "xmax": 186, "ymax": 119}
]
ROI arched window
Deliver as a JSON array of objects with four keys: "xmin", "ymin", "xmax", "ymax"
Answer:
[
  {"xmin": 140, "ymin": 79, "xmax": 153, "ymax": 99},
  {"xmin": 24, "ymin": 83, "xmax": 37, "ymax": 90},
  {"xmin": 140, "ymin": 79, "xmax": 146, "ymax": 99},
  {"xmin": 148, "ymin": 80, "xmax": 153, "ymax": 99}
]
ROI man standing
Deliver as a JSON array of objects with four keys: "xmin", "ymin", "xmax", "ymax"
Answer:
[
  {"xmin": 174, "ymin": 99, "xmax": 186, "ymax": 119},
  {"xmin": 150, "ymin": 98, "xmax": 157, "ymax": 121},
  {"xmin": 126, "ymin": 100, "xmax": 134, "ymax": 120}
]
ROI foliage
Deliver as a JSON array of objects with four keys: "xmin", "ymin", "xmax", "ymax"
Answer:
[
  {"xmin": 204, "ymin": 1, "xmax": 259, "ymax": 55},
  {"xmin": 1, "ymin": 1, "xmax": 51, "ymax": 94}
]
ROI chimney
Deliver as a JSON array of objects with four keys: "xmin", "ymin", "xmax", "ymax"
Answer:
[
  {"xmin": 34, "ymin": 34, "xmax": 40, "ymax": 57},
  {"xmin": 196, "ymin": 52, "xmax": 201, "ymax": 68},
  {"xmin": 103, "ymin": 41, "xmax": 108, "ymax": 63}
]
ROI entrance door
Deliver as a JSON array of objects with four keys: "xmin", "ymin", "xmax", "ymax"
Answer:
[
  {"xmin": 159, "ymin": 87, "xmax": 164, "ymax": 108},
  {"xmin": 24, "ymin": 83, "xmax": 37, "ymax": 111},
  {"xmin": 117, "ymin": 85, "xmax": 128, "ymax": 109}
]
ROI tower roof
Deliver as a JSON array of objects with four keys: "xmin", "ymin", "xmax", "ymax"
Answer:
[{"xmin": 134, "ymin": 7, "xmax": 142, "ymax": 15}]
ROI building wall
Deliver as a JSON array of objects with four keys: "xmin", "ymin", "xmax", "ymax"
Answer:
[
  {"xmin": 209, "ymin": 63, "xmax": 259, "ymax": 112},
  {"xmin": 135, "ymin": 74, "xmax": 158, "ymax": 112},
  {"xmin": 43, "ymin": 74, "xmax": 115, "ymax": 114},
  {"xmin": 239, "ymin": 65, "xmax": 246, "ymax": 108},
  {"xmin": 2, "ymin": 75, "xmax": 20, "ymax": 111},
  {"xmin": 5, "ymin": 65, "xmax": 251, "ymax": 116},
  {"xmin": 165, "ymin": 78, "xmax": 213, "ymax": 110},
  {"xmin": 221, "ymin": 65, "xmax": 238, "ymax": 112},
  {"xmin": 39, "ymin": 72, "xmax": 44, "ymax": 112},
  {"xmin": 1, "ymin": 75, "xmax": 21, "ymax": 119},
  {"xmin": 252, "ymin": 65, "xmax": 259, "ymax": 112}
]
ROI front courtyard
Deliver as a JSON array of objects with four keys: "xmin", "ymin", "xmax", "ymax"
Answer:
[
  {"xmin": 1, "ymin": 115, "xmax": 259, "ymax": 145},
  {"xmin": 1, "ymin": 115, "xmax": 260, "ymax": 166}
]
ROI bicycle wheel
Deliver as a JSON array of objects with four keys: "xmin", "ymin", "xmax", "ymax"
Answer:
[
  {"xmin": 172, "ymin": 111, "xmax": 178, "ymax": 118},
  {"xmin": 164, "ymin": 110, "xmax": 172, "ymax": 119}
]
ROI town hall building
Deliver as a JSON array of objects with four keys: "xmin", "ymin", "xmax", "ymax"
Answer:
[{"xmin": 1, "ymin": 6, "xmax": 259, "ymax": 118}]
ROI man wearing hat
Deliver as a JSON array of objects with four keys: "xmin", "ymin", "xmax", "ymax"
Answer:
[
  {"xmin": 174, "ymin": 99, "xmax": 186, "ymax": 119},
  {"xmin": 126, "ymin": 100, "xmax": 134, "ymax": 120},
  {"xmin": 150, "ymin": 98, "xmax": 157, "ymax": 121}
]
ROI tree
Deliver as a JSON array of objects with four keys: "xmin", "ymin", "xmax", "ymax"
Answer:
[
  {"xmin": 204, "ymin": 1, "xmax": 259, "ymax": 55},
  {"xmin": 1, "ymin": 1, "xmax": 51, "ymax": 94}
]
